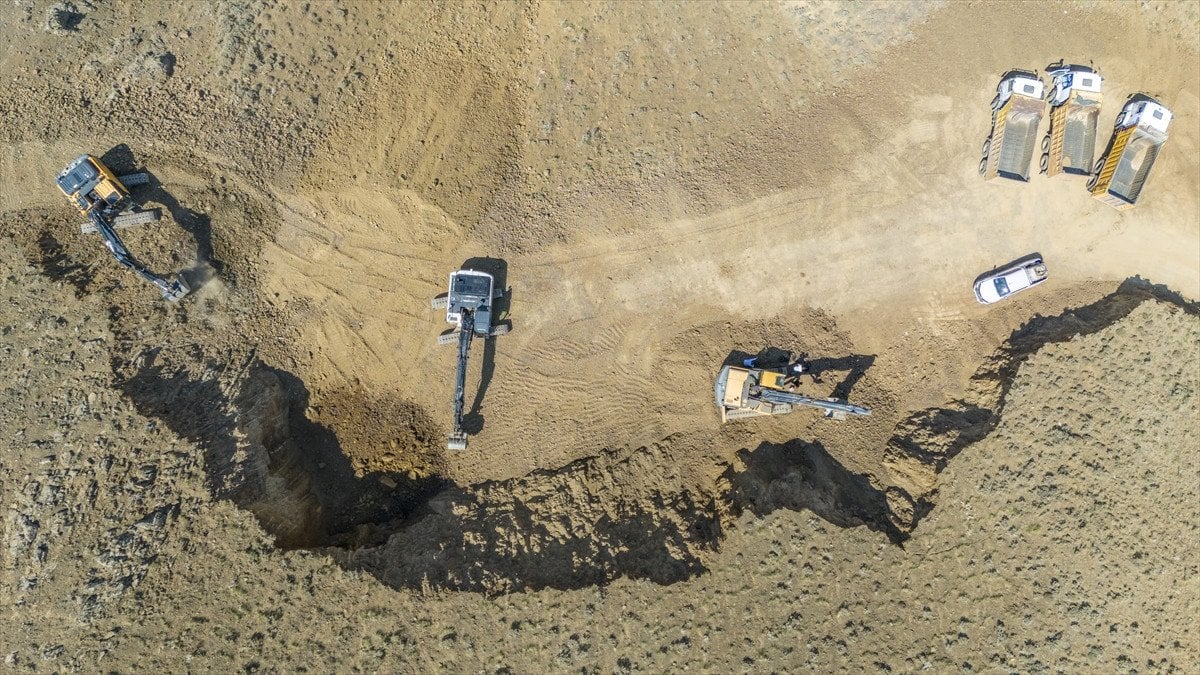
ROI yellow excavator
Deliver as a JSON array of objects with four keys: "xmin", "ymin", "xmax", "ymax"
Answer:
[
  {"xmin": 714, "ymin": 363, "xmax": 871, "ymax": 423},
  {"xmin": 55, "ymin": 154, "xmax": 189, "ymax": 301}
]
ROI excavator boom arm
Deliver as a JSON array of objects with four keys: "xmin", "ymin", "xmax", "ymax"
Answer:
[
  {"xmin": 90, "ymin": 213, "xmax": 189, "ymax": 301},
  {"xmin": 758, "ymin": 388, "xmax": 871, "ymax": 417},
  {"xmin": 450, "ymin": 309, "xmax": 475, "ymax": 439}
]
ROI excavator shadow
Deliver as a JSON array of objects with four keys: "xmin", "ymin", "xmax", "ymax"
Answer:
[
  {"xmin": 723, "ymin": 438, "xmax": 907, "ymax": 544},
  {"xmin": 458, "ymin": 256, "xmax": 509, "ymax": 436},
  {"xmin": 100, "ymin": 144, "xmax": 221, "ymax": 290},
  {"xmin": 723, "ymin": 347, "xmax": 876, "ymax": 399}
]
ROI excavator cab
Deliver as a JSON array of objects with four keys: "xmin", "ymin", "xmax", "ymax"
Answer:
[
  {"xmin": 445, "ymin": 270, "xmax": 496, "ymax": 338},
  {"xmin": 56, "ymin": 155, "xmax": 131, "ymax": 217}
]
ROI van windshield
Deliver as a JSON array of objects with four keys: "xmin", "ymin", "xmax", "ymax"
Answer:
[{"xmin": 994, "ymin": 277, "xmax": 1011, "ymax": 297}]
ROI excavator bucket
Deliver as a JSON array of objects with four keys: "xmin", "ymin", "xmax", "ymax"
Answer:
[{"xmin": 447, "ymin": 432, "xmax": 468, "ymax": 451}]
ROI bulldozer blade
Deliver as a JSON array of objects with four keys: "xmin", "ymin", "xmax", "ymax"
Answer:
[
  {"xmin": 117, "ymin": 172, "xmax": 151, "ymax": 187},
  {"xmin": 431, "ymin": 295, "xmax": 449, "ymax": 310},
  {"xmin": 437, "ymin": 330, "xmax": 460, "ymax": 345},
  {"xmin": 80, "ymin": 209, "xmax": 160, "ymax": 234}
]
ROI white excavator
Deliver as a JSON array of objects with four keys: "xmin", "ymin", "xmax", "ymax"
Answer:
[{"xmin": 431, "ymin": 268, "xmax": 509, "ymax": 450}]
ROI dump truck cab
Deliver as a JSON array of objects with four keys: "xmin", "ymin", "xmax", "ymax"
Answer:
[
  {"xmin": 1115, "ymin": 99, "xmax": 1172, "ymax": 134},
  {"xmin": 56, "ymin": 155, "xmax": 131, "ymax": 217},
  {"xmin": 1047, "ymin": 65, "xmax": 1101, "ymax": 107},
  {"xmin": 991, "ymin": 74, "xmax": 1044, "ymax": 112}
]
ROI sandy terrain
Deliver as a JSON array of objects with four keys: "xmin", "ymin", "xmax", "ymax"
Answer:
[{"xmin": 1, "ymin": 0, "xmax": 1197, "ymax": 671}]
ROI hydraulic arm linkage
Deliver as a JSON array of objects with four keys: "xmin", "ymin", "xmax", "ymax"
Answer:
[
  {"xmin": 758, "ymin": 388, "xmax": 872, "ymax": 417},
  {"xmin": 90, "ymin": 212, "xmax": 189, "ymax": 301},
  {"xmin": 448, "ymin": 308, "xmax": 476, "ymax": 450}
]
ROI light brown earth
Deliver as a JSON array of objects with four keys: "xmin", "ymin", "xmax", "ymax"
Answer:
[{"xmin": 1, "ymin": 0, "xmax": 1198, "ymax": 672}]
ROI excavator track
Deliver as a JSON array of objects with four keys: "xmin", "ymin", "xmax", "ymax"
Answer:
[
  {"xmin": 80, "ymin": 209, "xmax": 160, "ymax": 234},
  {"xmin": 117, "ymin": 172, "xmax": 151, "ymax": 187}
]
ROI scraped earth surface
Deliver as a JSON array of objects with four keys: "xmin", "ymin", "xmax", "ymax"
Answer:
[{"xmin": 2, "ymin": 0, "xmax": 1198, "ymax": 671}]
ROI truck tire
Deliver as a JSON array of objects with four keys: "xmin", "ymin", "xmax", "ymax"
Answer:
[
  {"xmin": 1041, "ymin": 135, "xmax": 1051, "ymax": 152},
  {"xmin": 978, "ymin": 158, "xmax": 988, "ymax": 176},
  {"xmin": 1040, "ymin": 153, "xmax": 1049, "ymax": 172},
  {"xmin": 981, "ymin": 138, "xmax": 991, "ymax": 156},
  {"xmin": 1086, "ymin": 174, "xmax": 1098, "ymax": 191}
]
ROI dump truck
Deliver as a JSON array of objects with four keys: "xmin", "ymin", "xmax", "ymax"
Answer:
[
  {"xmin": 1088, "ymin": 97, "xmax": 1172, "ymax": 210},
  {"xmin": 1041, "ymin": 65, "xmax": 1102, "ymax": 177},
  {"xmin": 714, "ymin": 364, "xmax": 871, "ymax": 423},
  {"xmin": 981, "ymin": 73, "xmax": 1046, "ymax": 182}
]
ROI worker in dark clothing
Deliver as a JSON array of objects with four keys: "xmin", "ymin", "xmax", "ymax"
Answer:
[{"xmin": 779, "ymin": 359, "xmax": 807, "ymax": 390}]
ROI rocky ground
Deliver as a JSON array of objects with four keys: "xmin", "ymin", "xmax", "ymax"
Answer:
[{"xmin": 1, "ymin": 0, "xmax": 1198, "ymax": 672}]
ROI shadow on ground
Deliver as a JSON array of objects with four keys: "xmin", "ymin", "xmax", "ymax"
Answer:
[
  {"xmin": 115, "ymin": 346, "xmax": 446, "ymax": 549},
  {"xmin": 60, "ymin": 265, "xmax": 1200, "ymax": 593},
  {"xmin": 723, "ymin": 439, "xmax": 907, "ymax": 544},
  {"xmin": 101, "ymin": 144, "xmax": 220, "ymax": 291}
]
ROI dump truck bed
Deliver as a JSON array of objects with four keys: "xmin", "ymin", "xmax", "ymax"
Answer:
[
  {"xmin": 1092, "ymin": 125, "xmax": 1167, "ymax": 209},
  {"xmin": 1047, "ymin": 89, "xmax": 1101, "ymax": 176},
  {"xmin": 987, "ymin": 95, "xmax": 1046, "ymax": 181},
  {"xmin": 1108, "ymin": 128, "xmax": 1165, "ymax": 205}
]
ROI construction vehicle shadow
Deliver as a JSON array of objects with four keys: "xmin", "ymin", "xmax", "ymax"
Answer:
[
  {"xmin": 459, "ymin": 256, "xmax": 509, "ymax": 436},
  {"xmin": 723, "ymin": 439, "xmax": 907, "ymax": 544},
  {"xmin": 341, "ymin": 444, "xmax": 719, "ymax": 594},
  {"xmin": 881, "ymin": 275, "xmax": 1198, "ymax": 535},
  {"xmin": 723, "ymin": 347, "xmax": 876, "ymax": 399},
  {"xmin": 32, "ymin": 226, "xmax": 94, "ymax": 295},
  {"xmin": 101, "ymin": 144, "xmax": 222, "ymax": 289}
]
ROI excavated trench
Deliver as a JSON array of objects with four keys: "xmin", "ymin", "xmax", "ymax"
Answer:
[
  {"xmin": 18, "ymin": 210, "xmax": 1195, "ymax": 594},
  {"xmin": 126, "ymin": 281, "xmax": 1194, "ymax": 593}
]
